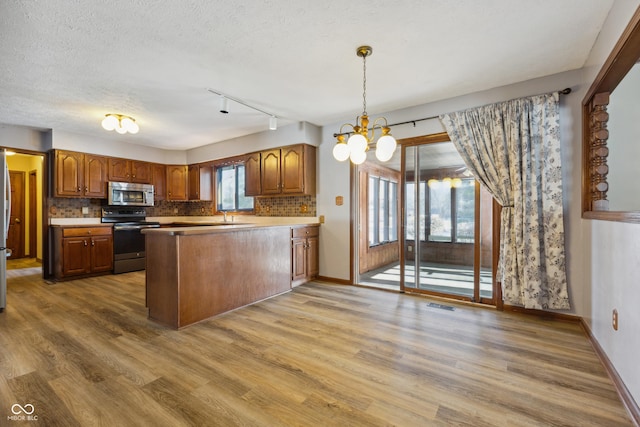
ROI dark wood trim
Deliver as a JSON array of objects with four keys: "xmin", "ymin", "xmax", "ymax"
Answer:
[
  {"xmin": 582, "ymin": 6, "xmax": 640, "ymax": 222},
  {"xmin": 400, "ymin": 132, "xmax": 450, "ymax": 147},
  {"xmin": 316, "ymin": 275, "xmax": 351, "ymax": 286},
  {"xmin": 580, "ymin": 319, "xmax": 640, "ymax": 426},
  {"xmin": 502, "ymin": 304, "xmax": 581, "ymax": 322}
]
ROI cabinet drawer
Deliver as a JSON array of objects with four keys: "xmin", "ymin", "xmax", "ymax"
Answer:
[
  {"xmin": 62, "ymin": 227, "xmax": 112, "ymax": 238},
  {"xmin": 292, "ymin": 226, "xmax": 319, "ymax": 239}
]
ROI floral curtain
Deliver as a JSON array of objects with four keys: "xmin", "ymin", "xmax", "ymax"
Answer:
[{"xmin": 439, "ymin": 93, "xmax": 569, "ymax": 310}]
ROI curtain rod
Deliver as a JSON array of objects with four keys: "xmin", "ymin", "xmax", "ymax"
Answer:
[{"xmin": 333, "ymin": 87, "xmax": 571, "ymax": 137}]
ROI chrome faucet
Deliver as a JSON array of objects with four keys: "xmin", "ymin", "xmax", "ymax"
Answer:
[{"xmin": 222, "ymin": 211, "xmax": 228, "ymax": 222}]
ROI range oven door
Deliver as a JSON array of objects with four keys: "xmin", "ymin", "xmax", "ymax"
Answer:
[{"xmin": 112, "ymin": 223, "xmax": 159, "ymax": 273}]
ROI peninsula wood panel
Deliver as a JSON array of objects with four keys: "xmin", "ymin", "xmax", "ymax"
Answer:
[
  {"xmin": 1, "ymin": 267, "xmax": 633, "ymax": 426},
  {"xmin": 145, "ymin": 226, "xmax": 291, "ymax": 328}
]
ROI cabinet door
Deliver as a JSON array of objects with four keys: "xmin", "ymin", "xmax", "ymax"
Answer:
[
  {"xmin": 151, "ymin": 163, "xmax": 166, "ymax": 201},
  {"xmin": 84, "ymin": 154, "xmax": 108, "ymax": 198},
  {"xmin": 131, "ymin": 161, "xmax": 152, "ymax": 184},
  {"xmin": 291, "ymin": 238, "xmax": 307, "ymax": 284},
  {"xmin": 108, "ymin": 158, "xmax": 131, "ymax": 182},
  {"xmin": 307, "ymin": 236, "xmax": 319, "ymax": 278},
  {"xmin": 188, "ymin": 165, "xmax": 200, "ymax": 200},
  {"xmin": 244, "ymin": 152, "xmax": 261, "ymax": 196},
  {"xmin": 166, "ymin": 165, "xmax": 188, "ymax": 200},
  {"xmin": 281, "ymin": 145, "xmax": 304, "ymax": 194},
  {"xmin": 90, "ymin": 235, "xmax": 113, "ymax": 273},
  {"xmin": 55, "ymin": 150, "xmax": 84, "ymax": 197},
  {"xmin": 261, "ymin": 149, "xmax": 281, "ymax": 195},
  {"xmin": 62, "ymin": 237, "xmax": 91, "ymax": 276}
]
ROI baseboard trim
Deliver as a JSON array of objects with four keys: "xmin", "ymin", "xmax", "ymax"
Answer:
[
  {"xmin": 580, "ymin": 319, "xmax": 640, "ymax": 426},
  {"xmin": 502, "ymin": 304, "xmax": 582, "ymax": 322},
  {"xmin": 316, "ymin": 276, "xmax": 351, "ymax": 286}
]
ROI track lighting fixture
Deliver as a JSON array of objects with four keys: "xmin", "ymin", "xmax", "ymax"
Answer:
[
  {"xmin": 207, "ymin": 89, "xmax": 278, "ymax": 131},
  {"xmin": 219, "ymin": 96, "xmax": 229, "ymax": 114}
]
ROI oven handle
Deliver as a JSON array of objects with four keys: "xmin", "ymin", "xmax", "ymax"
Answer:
[{"xmin": 114, "ymin": 225, "xmax": 159, "ymax": 231}]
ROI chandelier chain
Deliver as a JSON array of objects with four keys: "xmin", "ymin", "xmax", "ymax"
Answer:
[{"xmin": 362, "ymin": 53, "xmax": 367, "ymax": 116}]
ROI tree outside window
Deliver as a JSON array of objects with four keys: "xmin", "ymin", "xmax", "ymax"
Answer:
[{"xmin": 216, "ymin": 164, "xmax": 254, "ymax": 212}]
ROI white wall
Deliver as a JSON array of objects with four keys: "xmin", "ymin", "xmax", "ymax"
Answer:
[
  {"xmin": 0, "ymin": 123, "xmax": 50, "ymax": 152},
  {"xmin": 52, "ymin": 130, "xmax": 186, "ymax": 164},
  {"xmin": 186, "ymin": 121, "xmax": 321, "ymax": 163},
  {"xmin": 579, "ymin": 0, "xmax": 640, "ymax": 405}
]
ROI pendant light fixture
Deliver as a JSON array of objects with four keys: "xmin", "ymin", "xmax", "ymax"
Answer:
[
  {"xmin": 101, "ymin": 114, "xmax": 139, "ymax": 134},
  {"xmin": 333, "ymin": 45, "xmax": 397, "ymax": 164}
]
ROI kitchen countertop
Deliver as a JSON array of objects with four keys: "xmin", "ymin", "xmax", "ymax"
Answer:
[{"xmin": 142, "ymin": 222, "xmax": 318, "ymax": 236}]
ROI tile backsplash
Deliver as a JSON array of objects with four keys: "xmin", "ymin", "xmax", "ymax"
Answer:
[{"xmin": 48, "ymin": 195, "xmax": 316, "ymax": 218}]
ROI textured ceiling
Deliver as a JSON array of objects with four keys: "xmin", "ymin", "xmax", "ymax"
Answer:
[{"xmin": 0, "ymin": 0, "xmax": 614, "ymax": 150}]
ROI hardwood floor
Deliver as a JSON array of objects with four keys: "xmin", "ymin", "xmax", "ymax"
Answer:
[{"xmin": 0, "ymin": 267, "xmax": 633, "ymax": 426}]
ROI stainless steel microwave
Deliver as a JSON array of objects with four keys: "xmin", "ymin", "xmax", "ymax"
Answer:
[{"xmin": 108, "ymin": 182, "xmax": 154, "ymax": 207}]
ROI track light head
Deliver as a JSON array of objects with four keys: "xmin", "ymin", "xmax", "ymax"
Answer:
[{"xmin": 219, "ymin": 96, "xmax": 229, "ymax": 114}]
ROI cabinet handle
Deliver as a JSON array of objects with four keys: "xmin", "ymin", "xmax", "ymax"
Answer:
[
  {"xmin": 77, "ymin": 186, "xmax": 81, "ymax": 192},
  {"xmin": 85, "ymin": 186, "xmax": 88, "ymax": 192},
  {"xmin": 91, "ymin": 239, "xmax": 95, "ymax": 246},
  {"xmin": 84, "ymin": 240, "xmax": 88, "ymax": 246}
]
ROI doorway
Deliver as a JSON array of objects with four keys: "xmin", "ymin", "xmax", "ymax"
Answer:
[
  {"xmin": 355, "ymin": 134, "xmax": 498, "ymax": 305},
  {"xmin": 6, "ymin": 152, "xmax": 45, "ymax": 271}
]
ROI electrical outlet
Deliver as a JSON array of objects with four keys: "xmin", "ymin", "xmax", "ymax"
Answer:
[
  {"xmin": 319, "ymin": 215, "xmax": 325, "ymax": 224},
  {"xmin": 81, "ymin": 206, "xmax": 89, "ymax": 215},
  {"xmin": 612, "ymin": 309, "xmax": 619, "ymax": 331}
]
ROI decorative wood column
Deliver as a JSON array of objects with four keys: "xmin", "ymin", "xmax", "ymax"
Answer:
[{"xmin": 588, "ymin": 92, "xmax": 610, "ymax": 211}]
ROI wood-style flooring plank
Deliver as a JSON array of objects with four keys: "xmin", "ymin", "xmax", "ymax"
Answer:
[{"xmin": 0, "ymin": 267, "xmax": 633, "ymax": 426}]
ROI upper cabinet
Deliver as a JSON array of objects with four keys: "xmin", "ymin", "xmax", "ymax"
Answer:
[
  {"xmin": 151, "ymin": 163, "xmax": 166, "ymax": 201},
  {"xmin": 54, "ymin": 150, "xmax": 108, "ymax": 198},
  {"xmin": 108, "ymin": 158, "xmax": 152, "ymax": 184},
  {"xmin": 166, "ymin": 165, "xmax": 188, "ymax": 201},
  {"xmin": 253, "ymin": 144, "xmax": 316, "ymax": 197},
  {"xmin": 244, "ymin": 152, "xmax": 261, "ymax": 196},
  {"xmin": 188, "ymin": 164, "xmax": 213, "ymax": 201}
]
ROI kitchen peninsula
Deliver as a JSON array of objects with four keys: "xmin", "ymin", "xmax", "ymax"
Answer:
[{"xmin": 142, "ymin": 223, "xmax": 317, "ymax": 328}]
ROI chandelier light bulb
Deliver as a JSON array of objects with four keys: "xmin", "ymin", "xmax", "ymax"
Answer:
[
  {"xmin": 428, "ymin": 179, "xmax": 438, "ymax": 188},
  {"xmin": 333, "ymin": 142, "xmax": 350, "ymax": 162},
  {"xmin": 101, "ymin": 113, "xmax": 140, "ymax": 134},
  {"xmin": 452, "ymin": 178, "xmax": 462, "ymax": 188},
  {"xmin": 442, "ymin": 177, "xmax": 452, "ymax": 188},
  {"xmin": 347, "ymin": 133, "xmax": 368, "ymax": 153},
  {"xmin": 350, "ymin": 149, "xmax": 367, "ymax": 165},
  {"xmin": 101, "ymin": 114, "xmax": 119, "ymax": 131},
  {"xmin": 375, "ymin": 134, "xmax": 397, "ymax": 162}
]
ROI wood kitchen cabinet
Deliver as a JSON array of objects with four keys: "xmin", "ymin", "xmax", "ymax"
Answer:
[
  {"xmin": 54, "ymin": 150, "xmax": 108, "ymax": 198},
  {"xmin": 53, "ymin": 226, "xmax": 113, "ymax": 280},
  {"xmin": 188, "ymin": 164, "xmax": 213, "ymax": 201},
  {"xmin": 108, "ymin": 158, "xmax": 152, "ymax": 184},
  {"xmin": 166, "ymin": 165, "xmax": 188, "ymax": 201},
  {"xmin": 260, "ymin": 144, "xmax": 316, "ymax": 196},
  {"xmin": 291, "ymin": 225, "xmax": 319, "ymax": 287},
  {"xmin": 151, "ymin": 163, "xmax": 166, "ymax": 201},
  {"xmin": 244, "ymin": 152, "xmax": 261, "ymax": 196}
]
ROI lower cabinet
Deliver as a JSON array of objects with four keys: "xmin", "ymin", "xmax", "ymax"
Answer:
[
  {"xmin": 53, "ymin": 226, "xmax": 113, "ymax": 280},
  {"xmin": 291, "ymin": 225, "xmax": 319, "ymax": 287}
]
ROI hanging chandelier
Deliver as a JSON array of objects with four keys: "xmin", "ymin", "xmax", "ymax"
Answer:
[
  {"xmin": 332, "ymin": 45, "xmax": 397, "ymax": 164},
  {"xmin": 101, "ymin": 114, "xmax": 139, "ymax": 134}
]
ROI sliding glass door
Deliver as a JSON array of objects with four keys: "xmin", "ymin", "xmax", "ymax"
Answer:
[{"xmin": 402, "ymin": 139, "xmax": 495, "ymax": 304}]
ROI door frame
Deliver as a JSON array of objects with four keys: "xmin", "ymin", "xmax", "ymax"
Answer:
[
  {"xmin": 399, "ymin": 133, "xmax": 500, "ymax": 305},
  {"xmin": 1, "ymin": 147, "xmax": 49, "ymax": 276}
]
